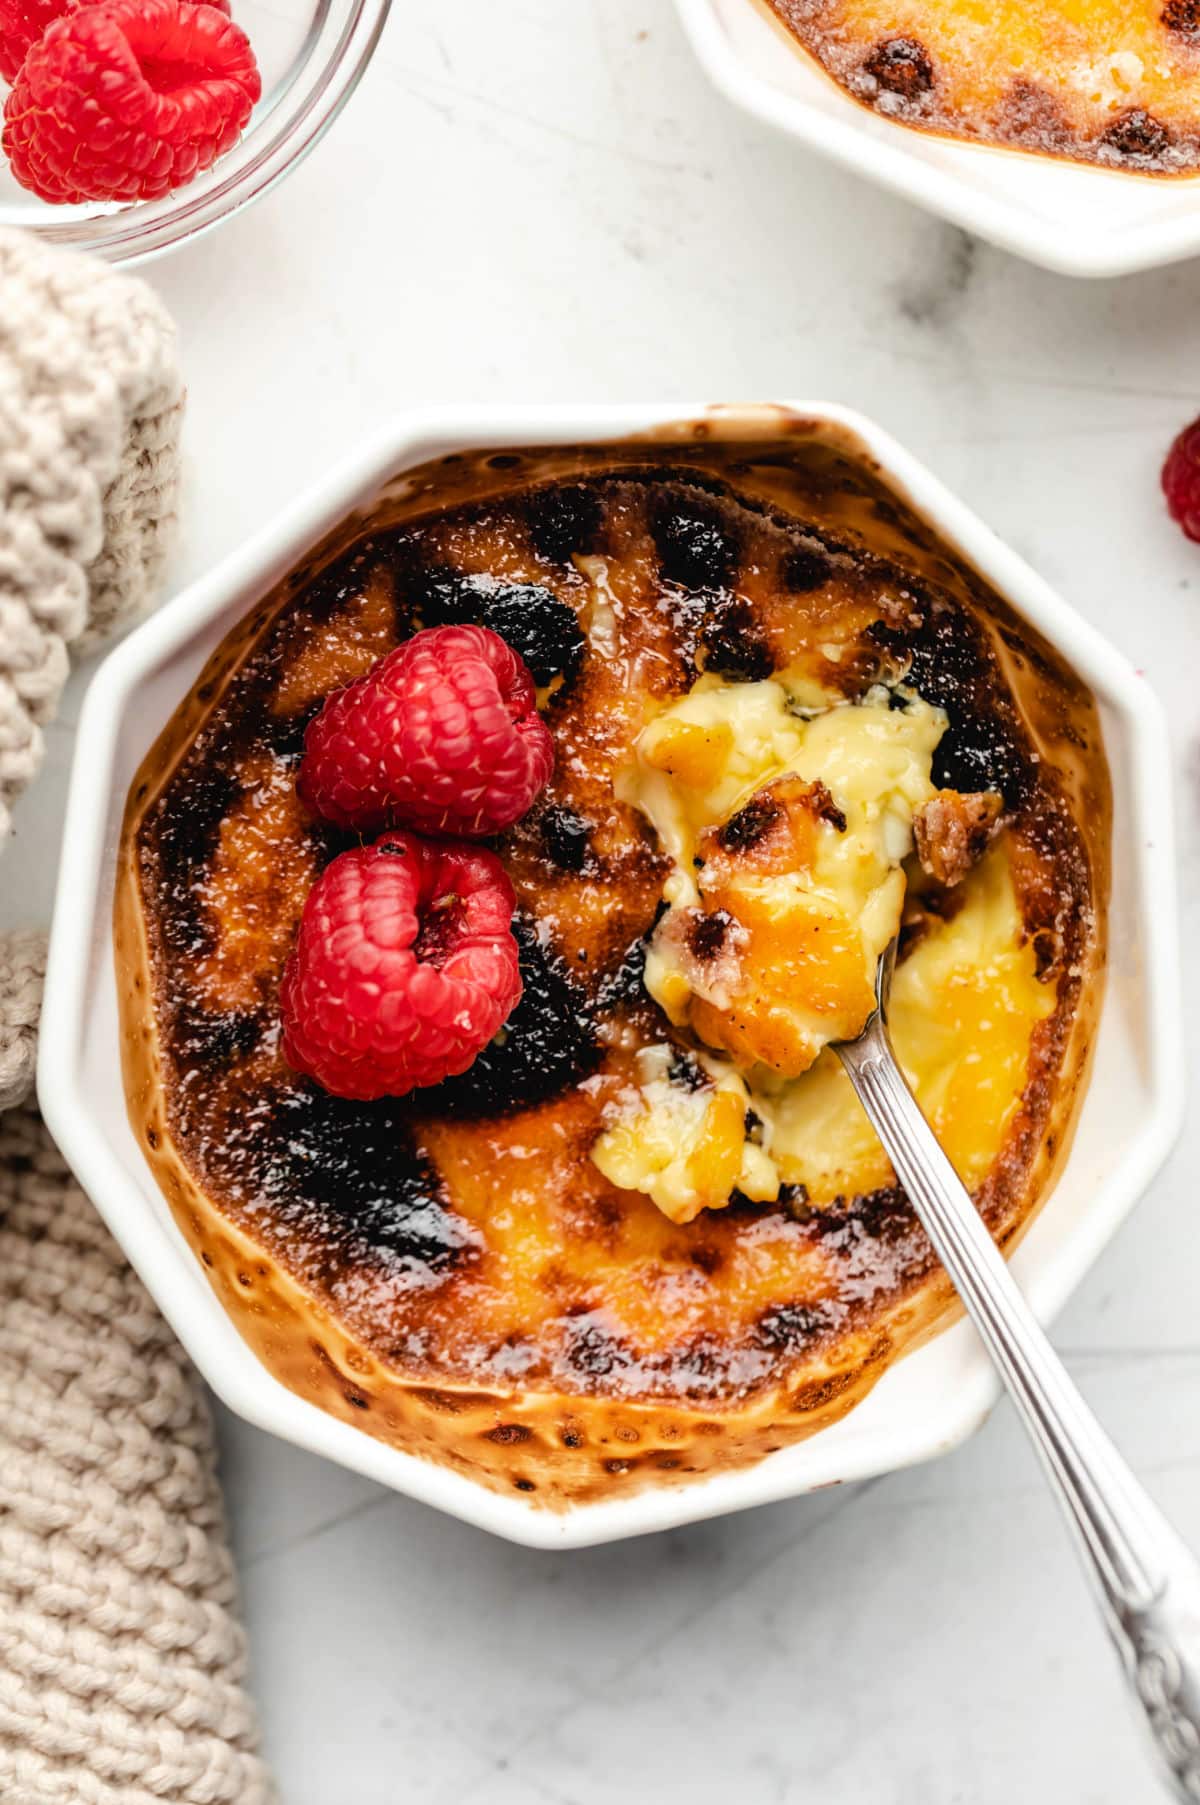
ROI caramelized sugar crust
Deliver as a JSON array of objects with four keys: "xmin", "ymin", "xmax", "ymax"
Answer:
[
  {"xmin": 117, "ymin": 422, "xmax": 1111, "ymax": 1506},
  {"xmin": 764, "ymin": 0, "xmax": 1200, "ymax": 173}
]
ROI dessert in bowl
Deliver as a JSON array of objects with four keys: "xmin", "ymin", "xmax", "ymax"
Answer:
[
  {"xmin": 40, "ymin": 405, "xmax": 1179, "ymax": 1546},
  {"xmin": 761, "ymin": 0, "xmax": 1200, "ymax": 173},
  {"xmin": 113, "ymin": 412, "xmax": 1110, "ymax": 1507},
  {"xmin": 676, "ymin": 1, "xmax": 1200, "ymax": 276}
]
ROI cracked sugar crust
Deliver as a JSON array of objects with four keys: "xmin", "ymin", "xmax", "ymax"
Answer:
[
  {"xmin": 115, "ymin": 425, "xmax": 1111, "ymax": 1505},
  {"xmin": 766, "ymin": 0, "xmax": 1200, "ymax": 173}
]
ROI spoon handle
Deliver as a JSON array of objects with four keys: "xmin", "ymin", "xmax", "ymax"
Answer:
[{"xmin": 837, "ymin": 1013, "xmax": 1200, "ymax": 1802}]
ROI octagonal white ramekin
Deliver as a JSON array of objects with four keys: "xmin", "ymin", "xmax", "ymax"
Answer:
[
  {"xmin": 38, "ymin": 402, "xmax": 1183, "ymax": 1549},
  {"xmin": 676, "ymin": 0, "xmax": 1200, "ymax": 278}
]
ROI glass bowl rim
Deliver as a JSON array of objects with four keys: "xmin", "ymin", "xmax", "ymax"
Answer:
[{"xmin": 3, "ymin": 0, "xmax": 392, "ymax": 266}]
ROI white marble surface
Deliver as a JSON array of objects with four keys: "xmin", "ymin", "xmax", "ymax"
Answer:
[{"xmin": 6, "ymin": 1, "xmax": 1200, "ymax": 1799}]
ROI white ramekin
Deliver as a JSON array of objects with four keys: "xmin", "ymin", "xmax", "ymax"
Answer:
[
  {"xmin": 38, "ymin": 403, "xmax": 1184, "ymax": 1548},
  {"xmin": 676, "ymin": 0, "xmax": 1200, "ymax": 278}
]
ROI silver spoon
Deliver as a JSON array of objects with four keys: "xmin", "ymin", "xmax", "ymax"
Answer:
[{"xmin": 834, "ymin": 940, "xmax": 1200, "ymax": 1802}]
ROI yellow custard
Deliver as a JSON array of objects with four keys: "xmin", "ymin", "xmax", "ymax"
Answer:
[{"xmin": 594, "ymin": 672, "xmax": 1050, "ymax": 1224}]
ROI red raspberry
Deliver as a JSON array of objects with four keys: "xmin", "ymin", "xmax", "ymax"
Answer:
[
  {"xmin": 280, "ymin": 832, "xmax": 522, "ymax": 1102},
  {"xmin": 299, "ymin": 624, "xmax": 554, "ymax": 839},
  {"xmin": 1163, "ymin": 416, "xmax": 1200, "ymax": 543},
  {"xmin": 0, "ymin": 0, "xmax": 227, "ymax": 87},
  {"xmin": 0, "ymin": 0, "xmax": 58, "ymax": 80},
  {"xmin": 3, "ymin": 0, "xmax": 260, "ymax": 205}
]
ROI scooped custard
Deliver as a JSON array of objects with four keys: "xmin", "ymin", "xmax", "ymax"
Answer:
[
  {"xmin": 116, "ymin": 420, "xmax": 1110, "ymax": 1506},
  {"xmin": 762, "ymin": 0, "xmax": 1200, "ymax": 172}
]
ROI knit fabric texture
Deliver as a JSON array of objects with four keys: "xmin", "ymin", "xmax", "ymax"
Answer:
[
  {"xmin": 0, "ymin": 230, "xmax": 275, "ymax": 1804},
  {"xmin": 0, "ymin": 930, "xmax": 45, "ymax": 1118},
  {"xmin": 0, "ymin": 1107, "xmax": 275, "ymax": 1805},
  {"xmin": 0, "ymin": 224, "xmax": 183, "ymax": 1108}
]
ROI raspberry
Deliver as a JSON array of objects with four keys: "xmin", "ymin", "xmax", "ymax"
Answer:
[
  {"xmin": 280, "ymin": 832, "xmax": 522, "ymax": 1101},
  {"xmin": 0, "ymin": 0, "xmax": 65, "ymax": 81},
  {"xmin": 1162, "ymin": 416, "xmax": 1200, "ymax": 543},
  {"xmin": 3, "ymin": 0, "xmax": 259, "ymax": 205},
  {"xmin": 0, "ymin": 0, "xmax": 227, "ymax": 87},
  {"xmin": 299, "ymin": 624, "xmax": 554, "ymax": 839}
]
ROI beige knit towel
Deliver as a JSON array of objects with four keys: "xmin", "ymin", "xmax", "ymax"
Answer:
[
  {"xmin": 0, "ymin": 1107, "xmax": 274, "ymax": 1805},
  {"xmin": 0, "ymin": 229, "xmax": 275, "ymax": 1804},
  {"xmin": 0, "ymin": 223, "xmax": 182, "ymax": 1107}
]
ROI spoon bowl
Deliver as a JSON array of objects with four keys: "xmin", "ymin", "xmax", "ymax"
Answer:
[{"xmin": 835, "ymin": 942, "xmax": 1200, "ymax": 1803}]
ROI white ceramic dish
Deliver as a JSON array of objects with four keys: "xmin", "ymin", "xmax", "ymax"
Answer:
[
  {"xmin": 676, "ymin": 0, "xmax": 1200, "ymax": 278},
  {"xmin": 39, "ymin": 401, "xmax": 1183, "ymax": 1549}
]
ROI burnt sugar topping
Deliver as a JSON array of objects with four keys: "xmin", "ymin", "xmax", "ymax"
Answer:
[
  {"xmin": 764, "ymin": 0, "xmax": 1200, "ymax": 173},
  {"xmin": 116, "ymin": 424, "xmax": 1111, "ymax": 1506}
]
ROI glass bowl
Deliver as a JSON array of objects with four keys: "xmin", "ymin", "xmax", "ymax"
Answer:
[{"xmin": 0, "ymin": 0, "xmax": 390, "ymax": 265}]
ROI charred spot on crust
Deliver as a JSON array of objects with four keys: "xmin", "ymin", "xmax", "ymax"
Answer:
[
  {"xmin": 699, "ymin": 593, "xmax": 774, "ymax": 681},
  {"xmin": 801, "ymin": 1186, "xmax": 931, "ymax": 1275},
  {"xmin": 525, "ymin": 484, "xmax": 604, "ymax": 563},
  {"xmin": 145, "ymin": 762, "xmax": 238, "ymax": 959},
  {"xmin": 597, "ymin": 933, "xmax": 652, "ymax": 1014},
  {"xmin": 539, "ymin": 804, "xmax": 592, "ymax": 873},
  {"xmin": 260, "ymin": 1087, "xmax": 473, "ymax": 1278},
  {"xmin": 864, "ymin": 37, "xmax": 934, "ymax": 102},
  {"xmin": 419, "ymin": 913, "xmax": 599, "ymax": 1117},
  {"xmin": 474, "ymin": 584, "xmax": 585, "ymax": 687},
  {"xmin": 418, "ymin": 566, "xmax": 585, "ymax": 687},
  {"xmin": 754, "ymin": 1302, "xmax": 830, "ymax": 1352},
  {"xmin": 718, "ymin": 792, "xmax": 781, "ymax": 853},
  {"xmin": 867, "ymin": 608, "xmax": 1032, "ymax": 805},
  {"xmin": 652, "ymin": 499, "xmax": 738, "ymax": 590},
  {"xmin": 687, "ymin": 908, "xmax": 735, "ymax": 961},
  {"xmin": 850, "ymin": 1186, "xmax": 929, "ymax": 1249},
  {"xmin": 931, "ymin": 709, "xmax": 1028, "ymax": 801},
  {"xmin": 170, "ymin": 1004, "xmax": 262, "ymax": 1071},
  {"xmin": 1163, "ymin": 0, "xmax": 1200, "ymax": 32},
  {"xmin": 563, "ymin": 1311, "xmax": 633, "ymax": 1379},
  {"xmin": 782, "ymin": 544, "xmax": 833, "ymax": 593},
  {"xmin": 486, "ymin": 1422, "xmax": 533, "ymax": 1446},
  {"xmin": 1100, "ymin": 109, "xmax": 1171, "ymax": 161},
  {"xmin": 150, "ymin": 761, "xmax": 236, "ymax": 883}
]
